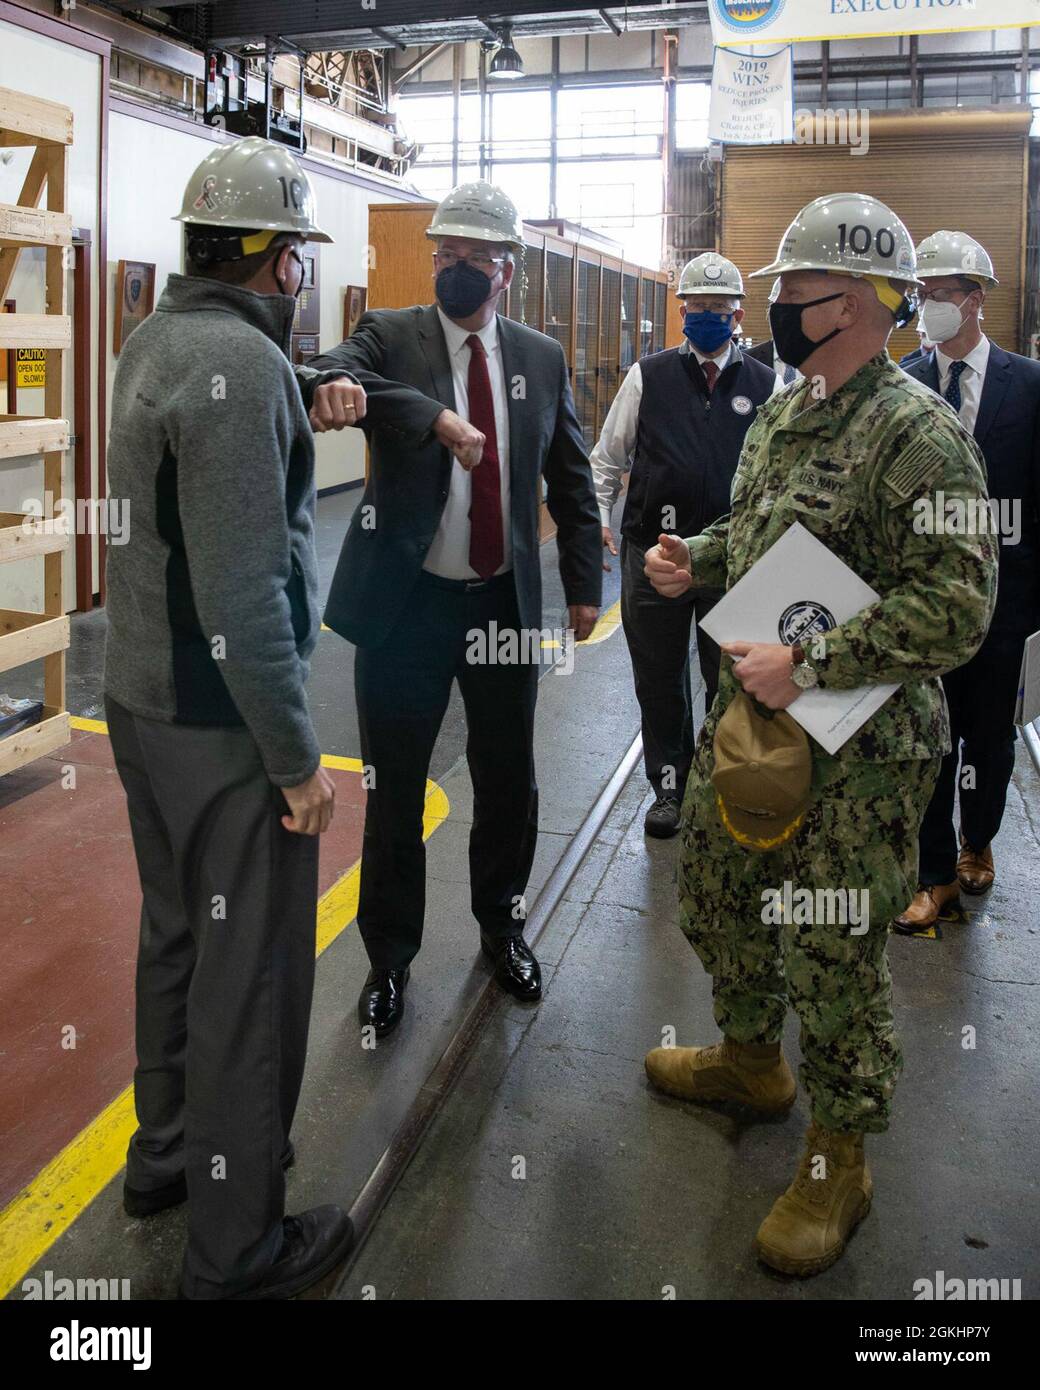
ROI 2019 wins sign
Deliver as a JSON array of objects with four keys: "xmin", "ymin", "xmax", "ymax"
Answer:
[
  {"xmin": 709, "ymin": 0, "xmax": 1040, "ymax": 48},
  {"xmin": 709, "ymin": 46, "xmax": 794, "ymax": 145}
]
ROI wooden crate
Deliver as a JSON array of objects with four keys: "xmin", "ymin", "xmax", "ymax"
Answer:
[
  {"xmin": 0, "ymin": 85, "xmax": 72, "ymax": 777},
  {"xmin": 0, "ymin": 414, "xmax": 70, "ymax": 460},
  {"xmin": 0, "ymin": 608, "xmax": 70, "ymax": 673},
  {"xmin": 0, "ymin": 708, "xmax": 70, "ymax": 777},
  {"xmin": 0, "ymin": 87, "xmax": 74, "ymax": 147},
  {"xmin": 0, "ymin": 313, "xmax": 72, "ymax": 350},
  {"xmin": 0, "ymin": 511, "xmax": 69, "ymax": 563},
  {"xmin": 0, "ymin": 201, "xmax": 72, "ymax": 249}
]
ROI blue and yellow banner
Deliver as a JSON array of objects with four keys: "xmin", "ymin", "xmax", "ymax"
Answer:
[{"xmin": 709, "ymin": 0, "xmax": 1040, "ymax": 49}]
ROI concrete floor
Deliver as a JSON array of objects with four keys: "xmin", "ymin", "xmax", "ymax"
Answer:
[
  {"xmin": 6, "ymin": 485, "xmax": 1039, "ymax": 1301},
  {"xmin": 338, "ymin": 733, "xmax": 1040, "ymax": 1300}
]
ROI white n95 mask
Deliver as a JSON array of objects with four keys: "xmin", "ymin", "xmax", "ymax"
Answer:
[{"xmin": 918, "ymin": 297, "xmax": 965, "ymax": 344}]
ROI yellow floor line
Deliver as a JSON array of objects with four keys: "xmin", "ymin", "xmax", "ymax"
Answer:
[{"xmin": 0, "ymin": 719, "xmax": 448, "ymax": 1298}]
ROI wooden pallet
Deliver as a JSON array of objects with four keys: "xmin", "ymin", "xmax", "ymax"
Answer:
[{"xmin": 0, "ymin": 86, "xmax": 73, "ymax": 777}]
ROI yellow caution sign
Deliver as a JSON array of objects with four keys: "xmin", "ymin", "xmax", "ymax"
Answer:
[{"xmin": 15, "ymin": 348, "xmax": 46, "ymax": 389}]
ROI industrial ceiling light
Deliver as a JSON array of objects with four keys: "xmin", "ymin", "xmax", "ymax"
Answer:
[{"xmin": 489, "ymin": 24, "xmax": 524, "ymax": 81}]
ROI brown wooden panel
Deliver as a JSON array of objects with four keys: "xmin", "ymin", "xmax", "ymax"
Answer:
[
  {"xmin": 721, "ymin": 112, "xmax": 1027, "ymax": 359},
  {"xmin": 368, "ymin": 202, "xmax": 438, "ymax": 311}
]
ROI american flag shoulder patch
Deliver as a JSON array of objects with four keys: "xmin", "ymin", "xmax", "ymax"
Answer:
[{"xmin": 882, "ymin": 434, "xmax": 946, "ymax": 502}]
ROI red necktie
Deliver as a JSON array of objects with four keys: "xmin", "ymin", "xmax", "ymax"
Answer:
[
  {"xmin": 702, "ymin": 359, "xmax": 719, "ymax": 394},
  {"xmin": 465, "ymin": 333, "xmax": 504, "ymax": 580}
]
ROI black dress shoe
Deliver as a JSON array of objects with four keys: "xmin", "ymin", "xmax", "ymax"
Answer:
[
  {"xmin": 481, "ymin": 934, "xmax": 542, "ymax": 1001},
  {"xmin": 181, "ymin": 1205, "xmax": 355, "ymax": 1301},
  {"xmin": 644, "ymin": 796, "xmax": 681, "ymax": 838},
  {"xmin": 124, "ymin": 1142, "xmax": 297, "ymax": 1218},
  {"xmin": 357, "ymin": 967, "xmax": 409, "ymax": 1037}
]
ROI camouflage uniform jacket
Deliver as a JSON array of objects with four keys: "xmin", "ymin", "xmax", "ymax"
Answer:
[{"xmin": 687, "ymin": 351, "xmax": 999, "ymax": 762}]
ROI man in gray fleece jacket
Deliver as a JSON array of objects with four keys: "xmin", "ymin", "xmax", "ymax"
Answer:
[{"xmin": 104, "ymin": 138, "xmax": 362, "ymax": 1300}]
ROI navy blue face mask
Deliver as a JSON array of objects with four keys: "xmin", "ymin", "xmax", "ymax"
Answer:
[
  {"xmin": 436, "ymin": 259, "xmax": 496, "ymax": 319},
  {"xmin": 683, "ymin": 309, "xmax": 734, "ymax": 354}
]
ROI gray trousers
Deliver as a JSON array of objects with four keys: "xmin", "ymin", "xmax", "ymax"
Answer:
[
  {"xmin": 620, "ymin": 538, "xmax": 724, "ymax": 799},
  {"xmin": 105, "ymin": 696, "xmax": 319, "ymax": 1298}
]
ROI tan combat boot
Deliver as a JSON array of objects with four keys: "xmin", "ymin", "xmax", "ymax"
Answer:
[
  {"xmin": 644, "ymin": 1038, "xmax": 796, "ymax": 1114},
  {"xmin": 754, "ymin": 1122, "xmax": 872, "ymax": 1276},
  {"xmin": 891, "ymin": 881, "xmax": 962, "ymax": 934}
]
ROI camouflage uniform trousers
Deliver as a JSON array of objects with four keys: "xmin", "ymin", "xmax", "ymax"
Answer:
[{"xmin": 678, "ymin": 733, "xmax": 940, "ymax": 1134}]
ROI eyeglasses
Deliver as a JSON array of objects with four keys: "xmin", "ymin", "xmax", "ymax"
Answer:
[
  {"xmin": 434, "ymin": 250, "xmax": 506, "ymax": 272},
  {"xmin": 683, "ymin": 301, "xmax": 737, "ymax": 315},
  {"xmin": 917, "ymin": 286, "xmax": 972, "ymax": 304}
]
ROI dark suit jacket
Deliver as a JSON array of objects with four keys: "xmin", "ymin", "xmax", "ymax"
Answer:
[
  {"xmin": 306, "ymin": 305, "xmax": 602, "ymax": 648},
  {"xmin": 743, "ymin": 337, "xmax": 796, "ymax": 384},
  {"xmin": 898, "ymin": 345, "xmax": 927, "ymax": 369},
  {"xmin": 742, "ymin": 338, "xmax": 775, "ymax": 369},
  {"xmin": 904, "ymin": 342, "xmax": 1040, "ymax": 636}
]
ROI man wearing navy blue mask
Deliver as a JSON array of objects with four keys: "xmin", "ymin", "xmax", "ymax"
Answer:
[
  {"xmin": 591, "ymin": 253, "xmax": 778, "ymax": 838},
  {"xmin": 308, "ymin": 181, "xmax": 601, "ymax": 1035}
]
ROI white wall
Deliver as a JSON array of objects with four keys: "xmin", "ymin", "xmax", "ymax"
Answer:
[
  {"xmin": 107, "ymin": 112, "xmax": 413, "ymax": 493},
  {"xmin": 0, "ymin": 16, "xmax": 101, "ymax": 612}
]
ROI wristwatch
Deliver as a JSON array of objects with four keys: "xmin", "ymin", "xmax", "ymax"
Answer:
[{"xmin": 789, "ymin": 643, "xmax": 819, "ymax": 691}]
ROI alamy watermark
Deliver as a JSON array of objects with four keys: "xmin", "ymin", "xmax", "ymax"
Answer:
[
  {"xmin": 761, "ymin": 880, "xmax": 870, "ymax": 935},
  {"xmin": 20, "ymin": 493, "xmax": 129, "ymax": 545},
  {"xmin": 465, "ymin": 621, "xmax": 575, "ymax": 674},
  {"xmin": 912, "ymin": 492, "xmax": 1021, "ymax": 544}
]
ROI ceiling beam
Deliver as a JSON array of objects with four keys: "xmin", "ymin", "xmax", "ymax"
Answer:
[
  {"xmin": 371, "ymin": 27, "xmax": 407, "ymax": 53},
  {"xmin": 392, "ymin": 41, "xmax": 450, "ymax": 90}
]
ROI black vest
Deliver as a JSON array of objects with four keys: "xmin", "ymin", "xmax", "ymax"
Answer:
[{"xmin": 622, "ymin": 344, "xmax": 776, "ymax": 548}]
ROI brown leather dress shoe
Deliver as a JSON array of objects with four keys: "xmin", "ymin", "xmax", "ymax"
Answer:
[
  {"xmin": 891, "ymin": 882, "xmax": 962, "ymax": 935},
  {"xmin": 957, "ymin": 840, "xmax": 995, "ymax": 895}
]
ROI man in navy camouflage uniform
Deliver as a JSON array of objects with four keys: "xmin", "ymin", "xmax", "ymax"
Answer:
[{"xmin": 642, "ymin": 195, "xmax": 998, "ymax": 1276}]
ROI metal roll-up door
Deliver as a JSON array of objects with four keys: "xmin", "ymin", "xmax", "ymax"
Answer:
[{"xmin": 721, "ymin": 109, "xmax": 1031, "ymax": 360}]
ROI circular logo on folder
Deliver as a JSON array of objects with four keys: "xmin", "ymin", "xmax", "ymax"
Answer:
[
  {"xmin": 779, "ymin": 600, "xmax": 836, "ymax": 647},
  {"xmin": 732, "ymin": 395, "xmax": 752, "ymax": 415}
]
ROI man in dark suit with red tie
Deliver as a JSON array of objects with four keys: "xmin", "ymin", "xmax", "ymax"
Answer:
[{"xmin": 307, "ymin": 181, "xmax": 602, "ymax": 1036}]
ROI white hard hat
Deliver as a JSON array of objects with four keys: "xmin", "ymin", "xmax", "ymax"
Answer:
[
  {"xmin": 751, "ymin": 193, "xmax": 921, "ymax": 288},
  {"xmin": 425, "ymin": 179, "xmax": 524, "ymax": 250},
  {"xmin": 677, "ymin": 252, "xmax": 744, "ymax": 298},
  {"xmin": 915, "ymin": 230, "xmax": 998, "ymax": 286},
  {"xmin": 174, "ymin": 136, "xmax": 332, "ymax": 243}
]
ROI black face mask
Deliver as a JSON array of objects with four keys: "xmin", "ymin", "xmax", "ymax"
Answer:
[
  {"xmin": 436, "ymin": 260, "xmax": 495, "ymax": 319},
  {"xmin": 768, "ymin": 292, "xmax": 845, "ymax": 369}
]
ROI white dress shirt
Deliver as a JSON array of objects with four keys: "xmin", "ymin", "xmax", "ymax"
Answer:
[
  {"xmin": 935, "ymin": 335, "xmax": 991, "ymax": 435},
  {"xmin": 423, "ymin": 307, "xmax": 512, "ymax": 579},
  {"xmin": 589, "ymin": 339, "xmax": 779, "ymax": 528}
]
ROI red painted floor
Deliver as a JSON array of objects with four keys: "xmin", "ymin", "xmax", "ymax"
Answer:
[{"xmin": 0, "ymin": 727, "xmax": 366, "ymax": 1208}]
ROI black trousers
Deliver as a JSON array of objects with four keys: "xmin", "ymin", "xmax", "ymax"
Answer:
[
  {"xmin": 354, "ymin": 570, "xmax": 539, "ymax": 969},
  {"xmin": 918, "ymin": 631, "xmax": 1025, "ymax": 885},
  {"xmin": 105, "ymin": 696, "xmax": 319, "ymax": 1299},
  {"xmin": 620, "ymin": 537, "xmax": 724, "ymax": 799}
]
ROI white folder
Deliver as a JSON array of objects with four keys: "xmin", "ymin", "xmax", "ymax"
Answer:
[{"xmin": 697, "ymin": 521, "xmax": 899, "ymax": 755}]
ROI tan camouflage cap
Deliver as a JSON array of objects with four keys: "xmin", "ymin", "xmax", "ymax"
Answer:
[{"xmin": 711, "ymin": 692, "xmax": 812, "ymax": 853}]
